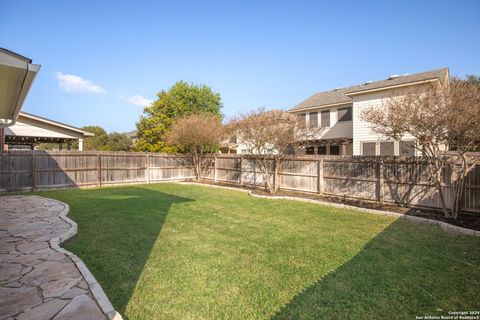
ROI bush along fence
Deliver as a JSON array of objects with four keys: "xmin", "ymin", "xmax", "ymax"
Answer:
[{"xmin": 1, "ymin": 151, "xmax": 479, "ymax": 214}]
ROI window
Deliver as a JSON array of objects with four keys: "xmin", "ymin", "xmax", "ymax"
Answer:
[
  {"xmin": 309, "ymin": 112, "xmax": 318, "ymax": 127},
  {"xmin": 298, "ymin": 113, "xmax": 306, "ymax": 128},
  {"xmin": 362, "ymin": 142, "xmax": 376, "ymax": 155},
  {"xmin": 305, "ymin": 146, "xmax": 315, "ymax": 155},
  {"xmin": 330, "ymin": 145, "xmax": 340, "ymax": 155},
  {"xmin": 380, "ymin": 142, "xmax": 395, "ymax": 156},
  {"xmin": 400, "ymin": 141, "xmax": 415, "ymax": 156},
  {"xmin": 318, "ymin": 146, "xmax": 327, "ymax": 155},
  {"xmin": 338, "ymin": 107, "xmax": 352, "ymax": 122},
  {"xmin": 320, "ymin": 110, "xmax": 330, "ymax": 127}
]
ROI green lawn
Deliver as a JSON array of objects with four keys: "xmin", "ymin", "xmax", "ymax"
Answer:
[{"xmin": 35, "ymin": 183, "xmax": 480, "ymax": 320}]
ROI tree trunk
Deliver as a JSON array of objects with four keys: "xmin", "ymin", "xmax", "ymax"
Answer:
[{"xmin": 272, "ymin": 159, "xmax": 279, "ymax": 194}]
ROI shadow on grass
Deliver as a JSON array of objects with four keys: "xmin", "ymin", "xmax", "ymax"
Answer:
[
  {"xmin": 45, "ymin": 186, "xmax": 193, "ymax": 317},
  {"xmin": 271, "ymin": 219, "xmax": 480, "ymax": 320}
]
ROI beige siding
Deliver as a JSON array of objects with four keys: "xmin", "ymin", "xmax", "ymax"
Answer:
[{"xmin": 352, "ymin": 89, "xmax": 417, "ymax": 156}]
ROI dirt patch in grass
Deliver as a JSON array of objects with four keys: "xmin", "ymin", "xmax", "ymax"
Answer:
[{"xmin": 197, "ymin": 179, "xmax": 480, "ymax": 231}]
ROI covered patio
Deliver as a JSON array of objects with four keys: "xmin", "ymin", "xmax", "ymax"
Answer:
[
  {"xmin": 298, "ymin": 138, "xmax": 353, "ymax": 156},
  {"xmin": 2, "ymin": 112, "xmax": 93, "ymax": 151}
]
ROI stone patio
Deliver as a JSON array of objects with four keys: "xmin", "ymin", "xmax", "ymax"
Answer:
[{"xmin": 0, "ymin": 196, "xmax": 120, "ymax": 320}]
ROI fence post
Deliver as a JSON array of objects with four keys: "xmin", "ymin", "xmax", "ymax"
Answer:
[
  {"xmin": 31, "ymin": 151, "xmax": 36, "ymax": 192},
  {"xmin": 273, "ymin": 157, "xmax": 277, "ymax": 191},
  {"xmin": 97, "ymin": 153, "xmax": 102, "ymax": 187},
  {"xmin": 146, "ymin": 153, "xmax": 150, "ymax": 184},
  {"xmin": 239, "ymin": 156, "xmax": 243, "ymax": 185},
  {"xmin": 375, "ymin": 159, "xmax": 384, "ymax": 202},
  {"xmin": 214, "ymin": 155, "xmax": 217, "ymax": 182},
  {"xmin": 318, "ymin": 157, "xmax": 324, "ymax": 194},
  {"xmin": 253, "ymin": 158, "xmax": 256, "ymax": 187}
]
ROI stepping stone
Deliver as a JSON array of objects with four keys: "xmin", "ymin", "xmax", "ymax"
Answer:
[
  {"xmin": 16, "ymin": 298, "xmax": 70, "ymax": 320},
  {"xmin": 41, "ymin": 277, "xmax": 81, "ymax": 299},
  {"xmin": 0, "ymin": 286, "xmax": 42, "ymax": 319},
  {"xmin": 52, "ymin": 294, "xmax": 105, "ymax": 320}
]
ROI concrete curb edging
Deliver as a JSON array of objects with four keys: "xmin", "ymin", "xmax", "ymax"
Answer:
[
  {"xmin": 179, "ymin": 182, "xmax": 480, "ymax": 237},
  {"xmin": 31, "ymin": 195, "xmax": 124, "ymax": 320}
]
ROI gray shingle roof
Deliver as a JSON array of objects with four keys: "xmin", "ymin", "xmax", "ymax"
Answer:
[{"xmin": 290, "ymin": 68, "xmax": 449, "ymax": 112}]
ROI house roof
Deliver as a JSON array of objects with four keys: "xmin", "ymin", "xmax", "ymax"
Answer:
[
  {"xmin": 17, "ymin": 112, "xmax": 94, "ymax": 137},
  {"xmin": 290, "ymin": 68, "xmax": 449, "ymax": 112}
]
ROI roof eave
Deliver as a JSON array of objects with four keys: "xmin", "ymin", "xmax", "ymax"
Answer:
[
  {"xmin": 345, "ymin": 78, "xmax": 442, "ymax": 97},
  {"xmin": 289, "ymin": 101, "xmax": 353, "ymax": 113},
  {"xmin": 19, "ymin": 112, "xmax": 94, "ymax": 137}
]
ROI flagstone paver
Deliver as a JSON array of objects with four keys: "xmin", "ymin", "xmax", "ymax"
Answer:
[{"xmin": 0, "ymin": 196, "xmax": 113, "ymax": 320}]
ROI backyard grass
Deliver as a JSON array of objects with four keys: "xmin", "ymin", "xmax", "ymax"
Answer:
[{"xmin": 36, "ymin": 183, "xmax": 480, "ymax": 320}]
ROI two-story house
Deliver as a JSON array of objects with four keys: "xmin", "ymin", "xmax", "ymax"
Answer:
[{"xmin": 290, "ymin": 68, "xmax": 449, "ymax": 156}]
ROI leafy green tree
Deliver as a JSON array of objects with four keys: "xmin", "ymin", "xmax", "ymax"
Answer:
[
  {"xmin": 104, "ymin": 132, "xmax": 132, "ymax": 151},
  {"xmin": 80, "ymin": 126, "xmax": 108, "ymax": 150},
  {"xmin": 134, "ymin": 81, "xmax": 223, "ymax": 152}
]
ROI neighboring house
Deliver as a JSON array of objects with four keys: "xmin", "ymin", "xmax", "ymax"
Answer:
[
  {"xmin": 220, "ymin": 136, "xmax": 277, "ymax": 155},
  {"xmin": 290, "ymin": 68, "xmax": 449, "ymax": 156},
  {"xmin": 124, "ymin": 130, "xmax": 138, "ymax": 145},
  {"xmin": 4, "ymin": 112, "xmax": 93, "ymax": 150}
]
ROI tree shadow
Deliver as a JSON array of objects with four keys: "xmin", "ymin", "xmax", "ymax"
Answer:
[
  {"xmin": 41, "ymin": 186, "xmax": 193, "ymax": 317},
  {"xmin": 271, "ymin": 219, "xmax": 480, "ymax": 320}
]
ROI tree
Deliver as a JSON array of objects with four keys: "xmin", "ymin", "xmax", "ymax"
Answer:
[
  {"xmin": 165, "ymin": 114, "xmax": 224, "ymax": 180},
  {"xmin": 465, "ymin": 74, "xmax": 480, "ymax": 85},
  {"xmin": 104, "ymin": 132, "xmax": 132, "ymax": 151},
  {"xmin": 227, "ymin": 109, "xmax": 314, "ymax": 194},
  {"xmin": 361, "ymin": 77, "xmax": 480, "ymax": 219},
  {"xmin": 135, "ymin": 81, "xmax": 223, "ymax": 152},
  {"xmin": 80, "ymin": 126, "xmax": 108, "ymax": 151}
]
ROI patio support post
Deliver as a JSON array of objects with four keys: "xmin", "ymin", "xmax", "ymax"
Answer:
[{"xmin": 0, "ymin": 128, "xmax": 4, "ymax": 152}]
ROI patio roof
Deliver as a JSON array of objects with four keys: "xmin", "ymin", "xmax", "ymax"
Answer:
[
  {"xmin": 4, "ymin": 112, "xmax": 93, "ymax": 149},
  {"xmin": 0, "ymin": 48, "xmax": 41, "ymax": 126}
]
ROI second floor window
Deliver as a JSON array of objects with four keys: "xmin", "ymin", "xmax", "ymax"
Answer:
[
  {"xmin": 309, "ymin": 112, "xmax": 318, "ymax": 127},
  {"xmin": 338, "ymin": 107, "xmax": 352, "ymax": 122},
  {"xmin": 321, "ymin": 110, "xmax": 330, "ymax": 127},
  {"xmin": 299, "ymin": 113, "xmax": 306, "ymax": 128}
]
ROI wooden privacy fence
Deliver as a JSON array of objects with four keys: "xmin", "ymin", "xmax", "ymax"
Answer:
[
  {"xmin": 0, "ymin": 151, "xmax": 194, "ymax": 192},
  {"xmin": 1, "ymin": 151, "xmax": 479, "ymax": 214},
  {"xmin": 208, "ymin": 155, "xmax": 480, "ymax": 214}
]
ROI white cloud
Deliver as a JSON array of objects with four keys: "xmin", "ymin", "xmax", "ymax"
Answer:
[
  {"xmin": 121, "ymin": 94, "xmax": 153, "ymax": 107},
  {"xmin": 56, "ymin": 72, "xmax": 105, "ymax": 94}
]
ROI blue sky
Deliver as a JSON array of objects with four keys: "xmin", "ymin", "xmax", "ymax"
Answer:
[{"xmin": 1, "ymin": 0, "xmax": 479, "ymax": 132}]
